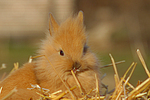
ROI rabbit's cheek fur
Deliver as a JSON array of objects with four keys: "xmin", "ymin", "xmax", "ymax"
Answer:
[{"xmin": 82, "ymin": 52, "xmax": 99, "ymax": 69}]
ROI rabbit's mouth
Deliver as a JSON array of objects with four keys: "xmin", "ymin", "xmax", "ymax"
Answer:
[
  {"xmin": 65, "ymin": 62, "xmax": 91, "ymax": 75},
  {"xmin": 72, "ymin": 67, "xmax": 80, "ymax": 74},
  {"xmin": 65, "ymin": 67, "xmax": 90, "ymax": 75}
]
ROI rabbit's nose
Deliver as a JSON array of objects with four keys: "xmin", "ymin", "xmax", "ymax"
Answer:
[{"xmin": 72, "ymin": 62, "xmax": 81, "ymax": 73}]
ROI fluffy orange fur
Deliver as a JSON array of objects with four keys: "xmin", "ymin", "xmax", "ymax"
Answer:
[{"xmin": 0, "ymin": 11, "xmax": 100, "ymax": 99}]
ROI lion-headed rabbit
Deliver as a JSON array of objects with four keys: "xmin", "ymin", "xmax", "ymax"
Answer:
[{"xmin": 0, "ymin": 11, "xmax": 100, "ymax": 100}]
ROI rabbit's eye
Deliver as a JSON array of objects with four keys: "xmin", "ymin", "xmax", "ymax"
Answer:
[{"xmin": 60, "ymin": 50, "xmax": 64, "ymax": 56}]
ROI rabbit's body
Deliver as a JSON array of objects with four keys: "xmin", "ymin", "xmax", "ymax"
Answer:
[
  {"xmin": 0, "ymin": 63, "xmax": 40, "ymax": 99},
  {"xmin": 0, "ymin": 11, "xmax": 100, "ymax": 99}
]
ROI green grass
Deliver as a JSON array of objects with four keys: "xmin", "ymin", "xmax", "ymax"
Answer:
[{"xmin": 0, "ymin": 43, "xmax": 37, "ymax": 75}]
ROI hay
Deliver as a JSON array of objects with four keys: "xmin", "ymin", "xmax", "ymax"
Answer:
[
  {"xmin": 1, "ymin": 49, "xmax": 150, "ymax": 100},
  {"xmin": 32, "ymin": 49, "xmax": 150, "ymax": 99}
]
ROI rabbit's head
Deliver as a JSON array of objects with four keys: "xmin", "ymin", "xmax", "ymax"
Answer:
[{"xmin": 36, "ymin": 11, "xmax": 100, "ymax": 97}]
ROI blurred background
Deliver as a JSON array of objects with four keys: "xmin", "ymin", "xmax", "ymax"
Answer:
[{"xmin": 0, "ymin": 0, "xmax": 150, "ymax": 93}]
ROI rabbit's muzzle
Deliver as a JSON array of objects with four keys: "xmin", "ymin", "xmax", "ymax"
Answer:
[
  {"xmin": 65, "ymin": 61, "xmax": 90, "ymax": 75},
  {"xmin": 72, "ymin": 61, "xmax": 81, "ymax": 73}
]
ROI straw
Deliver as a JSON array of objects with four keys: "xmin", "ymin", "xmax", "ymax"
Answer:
[
  {"xmin": 101, "ymin": 60, "xmax": 125, "ymax": 68},
  {"xmin": 95, "ymin": 73, "xmax": 100, "ymax": 99},
  {"xmin": 53, "ymin": 86, "xmax": 76, "ymax": 100},
  {"xmin": 109, "ymin": 54, "xmax": 120, "ymax": 85},
  {"xmin": 10, "ymin": 62, "xmax": 19, "ymax": 73},
  {"xmin": 112, "ymin": 62, "xmax": 135, "ymax": 99},
  {"xmin": 2, "ymin": 87, "xmax": 17, "ymax": 100},
  {"xmin": 0, "ymin": 87, "xmax": 2, "ymax": 94},
  {"xmin": 128, "ymin": 78, "xmax": 150, "ymax": 99},
  {"xmin": 71, "ymin": 70, "xmax": 84, "ymax": 96},
  {"xmin": 137, "ymin": 49, "xmax": 150, "ymax": 77},
  {"xmin": 116, "ymin": 62, "xmax": 136, "ymax": 99}
]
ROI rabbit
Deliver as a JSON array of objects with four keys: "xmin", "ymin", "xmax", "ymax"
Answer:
[{"xmin": 0, "ymin": 11, "xmax": 100, "ymax": 99}]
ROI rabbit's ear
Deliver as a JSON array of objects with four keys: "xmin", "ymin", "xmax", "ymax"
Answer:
[
  {"xmin": 49, "ymin": 13, "xmax": 59, "ymax": 36},
  {"xmin": 77, "ymin": 11, "xmax": 84, "ymax": 23}
]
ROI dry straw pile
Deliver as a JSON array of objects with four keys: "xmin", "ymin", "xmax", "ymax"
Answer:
[{"xmin": 0, "ymin": 49, "xmax": 150, "ymax": 100}]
